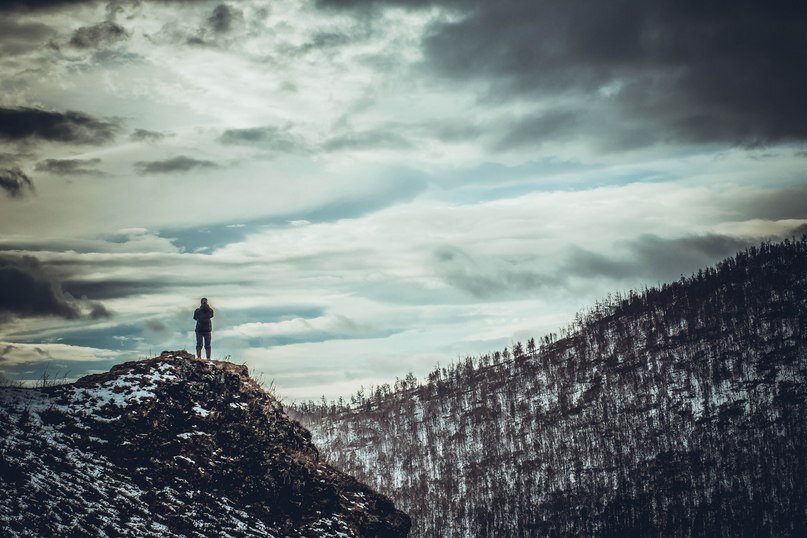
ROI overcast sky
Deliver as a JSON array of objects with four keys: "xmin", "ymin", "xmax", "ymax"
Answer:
[{"xmin": 1, "ymin": 0, "xmax": 805, "ymax": 400}]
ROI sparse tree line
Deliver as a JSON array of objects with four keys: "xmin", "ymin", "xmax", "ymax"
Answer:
[{"xmin": 289, "ymin": 237, "xmax": 807, "ymax": 536}]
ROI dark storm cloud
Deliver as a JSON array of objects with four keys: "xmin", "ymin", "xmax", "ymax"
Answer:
[
  {"xmin": 735, "ymin": 183, "xmax": 807, "ymax": 221},
  {"xmin": 0, "ymin": 0, "xmax": 84, "ymax": 11},
  {"xmin": 130, "ymin": 128, "xmax": 168, "ymax": 142},
  {"xmin": 0, "ymin": 0, "xmax": 194, "ymax": 12},
  {"xmin": 0, "ymin": 153, "xmax": 27, "ymax": 165},
  {"xmin": 1, "ymin": 345, "xmax": 19, "ymax": 363},
  {"xmin": 627, "ymin": 234, "xmax": 754, "ymax": 280},
  {"xmin": 134, "ymin": 155, "xmax": 218, "ymax": 175},
  {"xmin": 0, "ymin": 168, "xmax": 34, "ymax": 198},
  {"xmin": 70, "ymin": 20, "xmax": 128, "ymax": 48},
  {"xmin": 220, "ymin": 126, "xmax": 306, "ymax": 152},
  {"xmin": 185, "ymin": 3, "xmax": 245, "ymax": 46},
  {"xmin": 0, "ymin": 255, "xmax": 79, "ymax": 322},
  {"xmin": 208, "ymin": 4, "xmax": 242, "ymax": 33},
  {"xmin": 62, "ymin": 278, "xmax": 178, "ymax": 300},
  {"xmin": 35, "ymin": 158, "xmax": 102, "ymax": 176},
  {"xmin": 787, "ymin": 223, "xmax": 807, "ymax": 239},
  {"xmin": 0, "ymin": 107, "xmax": 120, "ymax": 145},
  {"xmin": 320, "ymin": 0, "xmax": 807, "ymax": 148},
  {"xmin": 0, "ymin": 18, "xmax": 55, "ymax": 55},
  {"xmin": 89, "ymin": 303, "xmax": 113, "ymax": 319},
  {"xmin": 564, "ymin": 234, "xmax": 753, "ymax": 283},
  {"xmin": 0, "ymin": 255, "xmax": 111, "ymax": 323}
]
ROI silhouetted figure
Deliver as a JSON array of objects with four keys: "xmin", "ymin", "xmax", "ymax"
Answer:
[{"xmin": 193, "ymin": 297, "xmax": 214, "ymax": 359}]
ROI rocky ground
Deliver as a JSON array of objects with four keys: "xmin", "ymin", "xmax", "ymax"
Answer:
[{"xmin": 0, "ymin": 351, "xmax": 410, "ymax": 537}]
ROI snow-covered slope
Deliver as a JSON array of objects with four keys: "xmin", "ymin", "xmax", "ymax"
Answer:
[
  {"xmin": 293, "ymin": 239, "xmax": 807, "ymax": 536},
  {"xmin": 0, "ymin": 351, "xmax": 410, "ymax": 537}
]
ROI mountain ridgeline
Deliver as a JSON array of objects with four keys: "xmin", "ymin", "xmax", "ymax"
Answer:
[{"xmin": 290, "ymin": 238, "xmax": 807, "ymax": 536}]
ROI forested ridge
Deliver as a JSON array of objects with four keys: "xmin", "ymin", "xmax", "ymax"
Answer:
[{"xmin": 290, "ymin": 238, "xmax": 807, "ymax": 536}]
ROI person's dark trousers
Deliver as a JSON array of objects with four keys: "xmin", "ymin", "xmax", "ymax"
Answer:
[{"xmin": 196, "ymin": 331, "xmax": 212, "ymax": 359}]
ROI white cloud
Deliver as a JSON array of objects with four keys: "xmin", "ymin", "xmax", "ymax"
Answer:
[{"xmin": 0, "ymin": 0, "xmax": 803, "ymax": 401}]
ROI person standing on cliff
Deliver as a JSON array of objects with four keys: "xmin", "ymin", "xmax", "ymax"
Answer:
[{"xmin": 193, "ymin": 297, "xmax": 214, "ymax": 360}]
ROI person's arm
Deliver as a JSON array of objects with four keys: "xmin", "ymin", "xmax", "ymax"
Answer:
[
  {"xmin": 193, "ymin": 308, "xmax": 199, "ymax": 320},
  {"xmin": 209, "ymin": 308, "xmax": 214, "ymax": 318}
]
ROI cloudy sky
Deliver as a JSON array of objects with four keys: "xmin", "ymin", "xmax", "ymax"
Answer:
[{"xmin": 1, "ymin": 0, "xmax": 805, "ymax": 400}]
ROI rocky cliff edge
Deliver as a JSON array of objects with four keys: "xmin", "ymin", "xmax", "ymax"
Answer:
[{"xmin": 0, "ymin": 350, "xmax": 411, "ymax": 537}]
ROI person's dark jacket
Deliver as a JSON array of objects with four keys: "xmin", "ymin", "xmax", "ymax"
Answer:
[{"xmin": 194, "ymin": 305, "xmax": 214, "ymax": 332}]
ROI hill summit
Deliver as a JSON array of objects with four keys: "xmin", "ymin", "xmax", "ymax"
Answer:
[{"xmin": 0, "ymin": 351, "xmax": 411, "ymax": 537}]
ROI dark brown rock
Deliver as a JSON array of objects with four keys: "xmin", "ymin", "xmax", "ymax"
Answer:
[{"xmin": 0, "ymin": 350, "xmax": 411, "ymax": 537}]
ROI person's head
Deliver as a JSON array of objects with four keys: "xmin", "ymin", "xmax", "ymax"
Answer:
[{"xmin": 200, "ymin": 297, "xmax": 208, "ymax": 306}]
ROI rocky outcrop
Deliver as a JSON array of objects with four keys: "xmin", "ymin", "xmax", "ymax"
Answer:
[{"xmin": 0, "ymin": 351, "xmax": 410, "ymax": 537}]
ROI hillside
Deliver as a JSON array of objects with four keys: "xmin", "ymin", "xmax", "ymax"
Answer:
[
  {"xmin": 0, "ymin": 352, "xmax": 410, "ymax": 537},
  {"xmin": 291, "ymin": 238, "xmax": 807, "ymax": 536}
]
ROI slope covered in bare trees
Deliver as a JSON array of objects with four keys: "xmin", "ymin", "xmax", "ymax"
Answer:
[{"xmin": 291, "ymin": 238, "xmax": 807, "ymax": 536}]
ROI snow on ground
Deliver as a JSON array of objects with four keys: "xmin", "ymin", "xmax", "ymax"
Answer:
[{"xmin": 0, "ymin": 354, "xmax": 372, "ymax": 537}]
